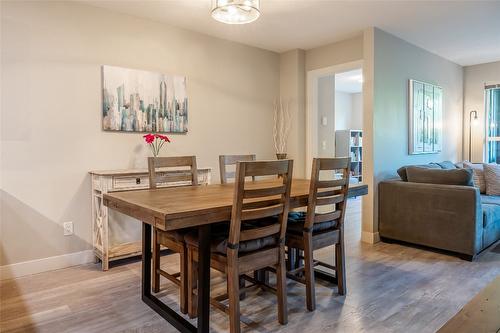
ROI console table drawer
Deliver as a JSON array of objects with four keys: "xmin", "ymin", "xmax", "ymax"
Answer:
[{"xmin": 113, "ymin": 176, "xmax": 150, "ymax": 190}]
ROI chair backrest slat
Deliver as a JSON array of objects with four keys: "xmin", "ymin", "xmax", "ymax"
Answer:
[
  {"xmin": 317, "ymin": 158, "xmax": 351, "ymax": 170},
  {"xmin": 314, "ymin": 210, "xmax": 341, "ymax": 224},
  {"xmin": 240, "ymin": 203, "xmax": 284, "ymax": 221},
  {"xmin": 317, "ymin": 178, "xmax": 348, "ymax": 188},
  {"xmin": 240, "ymin": 224, "xmax": 281, "ymax": 242},
  {"xmin": 244, "ymin": 161, "xmax": 290, "ymax": 177},
  {"xmin": 243, "ymin": 185, "xmax": 286, "ymax": 199},
  {"xmin": 316, "ymin": 189, "xmax": 342, "ymax": 198},
  {"xmin": 219, "ymin": 154, "xmax": 256, "ymax": 184},
  {"xmin": 304, "ymin": 157, "xmax": 350, "ymax": 231},
  {"xmin": 228, "ymin": 160, "xmax": 293, "ymax": 249},
  {"xmin": 315, "ymin": 193, "xmax": 345, "ymax": 206},
  {"xmin": 148, "ymin": 156, "xmax": 198, "ymax": 189}
]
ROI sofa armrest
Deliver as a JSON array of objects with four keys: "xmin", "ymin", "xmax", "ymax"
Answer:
[{"xmin": 378, "ymin": 180, "xmax": 482, "ymax": 256}]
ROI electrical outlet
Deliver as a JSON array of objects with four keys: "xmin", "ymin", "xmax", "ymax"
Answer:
[{"xmin": 63, "ymin": 221, "xmax": 73, "ymax": 236}]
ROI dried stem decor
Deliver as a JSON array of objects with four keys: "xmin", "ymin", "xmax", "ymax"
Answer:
[{"xmin": 273, "ymin": 98, "xmax": 291, "ymax": 155}]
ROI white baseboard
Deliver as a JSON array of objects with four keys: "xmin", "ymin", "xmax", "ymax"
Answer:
[
  {"xmin": 361, "ymin": 231, "xmax": 380, "ymax": 244},
  {"xmin": 0, "ymin": 250, "xmax": 95, "ymax": 281}
]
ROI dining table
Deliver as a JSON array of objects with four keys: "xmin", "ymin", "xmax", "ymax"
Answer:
[{"xmin": 103, "ymin": 178, "xmax": 368, "ymax": 333}]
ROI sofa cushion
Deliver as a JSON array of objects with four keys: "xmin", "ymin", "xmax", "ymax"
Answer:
[
  {"xmin": 463, "ymin": 161, "xmax": 486, "ymax": 193},
  {"xmin": 484, "ymin": 163, "xmax": 500, "ymax": 196},
  {"xmin": 481, "ymin": 195, "xmax": 500, "ymax": 206},
  {"xmin": 397, "ymin": 163, "xmax": 441, "ymax": 181},
  {"xmin": 483, "ymin": 210, "xmax": 500, "ymax": 249},
  {"xmin": 436, "ymin": 161, "xmax": 458, "ymax": 169},
  {"xmin": 286, "ymin": 211, "xmax": 338, "ymax": 235},
  {"xmin": 406, "ymin": 167, "xmax": 473, "ymax": 186},
  {"xmin": 482, "ymin": 203, "xmax": 500, "ymax": 228}
]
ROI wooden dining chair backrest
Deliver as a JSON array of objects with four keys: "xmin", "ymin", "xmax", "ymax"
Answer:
[
  {"xmin": 227, "ymin": 160, "xmax": 293, "ymax": 251},
  {"xmin": 219, "ymin": 154, "xmax": 256, "ymax": 184},
  {"xmin": 304, "ymin": 157, "xmax": 351, "ymax": 232},
  {"xmin": 147, "ymin": 156, "xmax": 198, "ymax": 189}
]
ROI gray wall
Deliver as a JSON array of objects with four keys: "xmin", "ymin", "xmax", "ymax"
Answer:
[{"xmin": 372, "ymin": 28, "xmax": 464, "ymax": 227}]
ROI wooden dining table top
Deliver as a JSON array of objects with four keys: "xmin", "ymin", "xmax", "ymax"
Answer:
[{"xmin": 103, "ymin": 179, "xmax": 368, "ymax": 232}]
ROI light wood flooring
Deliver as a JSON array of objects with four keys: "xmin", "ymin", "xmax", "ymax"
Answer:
[{"xmin": 1, "ymin": 198, "xmax": 499, "ymax": 333}]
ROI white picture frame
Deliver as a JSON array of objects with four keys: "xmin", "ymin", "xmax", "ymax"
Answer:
[{"xmin": 408, "ymin": 79, "xmax": 442, "ymax": 155}]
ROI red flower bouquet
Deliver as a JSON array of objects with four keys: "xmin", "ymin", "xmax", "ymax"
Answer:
[{"xmin": 143, "ymin": 133, "xmax": 171, "ymax": 157}]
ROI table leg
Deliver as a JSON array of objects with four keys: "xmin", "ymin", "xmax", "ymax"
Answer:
[
  {"xmin": 287, "ymin": 247, "xmax": 298, "ymax": 271},
  {"xmin": 141, "ymin": 223, "xmax": 196, "ymax": 333},
  {"xmin": 142, "ymin": 223, "xmax": 152, "ymax": 297},
  {"xmin": 196, "ymin": 224, "xmax": 211, "ymax": 333}
]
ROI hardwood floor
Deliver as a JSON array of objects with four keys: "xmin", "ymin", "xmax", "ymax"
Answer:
[{"xmin": 1, "ymin": 198, "xmax": 499, "ymax": 333}]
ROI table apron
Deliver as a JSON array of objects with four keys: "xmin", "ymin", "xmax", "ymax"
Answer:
[{"xmin": 103, "ymin": 197, "xmax": 160, "ymax": 225}]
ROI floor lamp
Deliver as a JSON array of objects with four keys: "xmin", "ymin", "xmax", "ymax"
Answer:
[{"xmin": 469, "ymin": 110, "xmax": 478, "ymax": 161}]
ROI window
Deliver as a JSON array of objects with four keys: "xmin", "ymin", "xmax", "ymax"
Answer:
[{"xmin": 485, "ymin": 86, "xmax": 500, "ymax": 163}]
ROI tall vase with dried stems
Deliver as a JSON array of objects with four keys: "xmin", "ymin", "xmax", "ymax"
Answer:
[{"xmin": 273, "ymin": 98, "xmax": 291, "ymax": 160}]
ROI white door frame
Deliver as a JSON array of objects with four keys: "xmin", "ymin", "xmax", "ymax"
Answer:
[{"xmin": 305, "ymin": 60, "xmax": 364, "ymax": 177}]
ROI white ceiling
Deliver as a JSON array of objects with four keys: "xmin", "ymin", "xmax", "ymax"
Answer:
[
  {"xmin": 84, "ymin": 0, "xmax": 500, "ymax": 66},
  {"xmin": 335, "ymin": 69, "xmax": 362, "ymax": 94}
]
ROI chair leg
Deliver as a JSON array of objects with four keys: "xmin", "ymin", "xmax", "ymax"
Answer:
[
  {"xmin": 227, "ymin": 249, "xmax": 241, "ymax": 333},
  {"xmin": 179, "ymin": 246, "xmax": 188, "ymax": 314},
  {"xmin": 335, "ymin": 231, "xmax": 346, "ymax": 295},
  {"xmin": 187, "ymin": 247, "xmax": 198, "ymax": 319},
  {"xmin": 303, "ymin": 232, "xmax": 316, "ymax": 311},
  {"xmin": 276, "ymin": 244, "xmax": 288, "ymax": 325},
  {"xmin": 152, "ymin": 229, "xmax": 160, "ymax": 293}
]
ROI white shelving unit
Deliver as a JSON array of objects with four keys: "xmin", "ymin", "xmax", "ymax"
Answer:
[{"xmin": 335, "ymin": 129, "xmax": 363, "ymax": 182}]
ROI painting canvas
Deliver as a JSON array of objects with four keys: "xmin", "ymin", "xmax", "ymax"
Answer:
[
  {"xmin": 408, "ymin": 79, "xmax": 442, "ymax": 154},
  {"xmin": 102, "ymin": 65, "xmax": 188, "ymax": 133}
]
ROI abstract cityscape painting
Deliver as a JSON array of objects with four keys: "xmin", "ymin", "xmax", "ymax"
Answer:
[
  {"xmin": 102, "ymin": 65, "xmax": 188, "ymax": 133},
  {"xmin": 408, "ymin": 79, "xmax": 442, "ymax": 154}
]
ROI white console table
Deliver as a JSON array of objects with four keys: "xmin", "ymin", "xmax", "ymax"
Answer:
[{"xmin": 89, "ymin": 168, "xmax": 212, "ymax": 270}]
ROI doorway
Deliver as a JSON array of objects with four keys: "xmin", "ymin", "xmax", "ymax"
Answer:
[
  {"xmin": 306, "ymin": 61, "xmax": 364, "ymax": 240},
  {"xmin": 306, "ymin": 61, "xmax": 363, "ymax": 175}
]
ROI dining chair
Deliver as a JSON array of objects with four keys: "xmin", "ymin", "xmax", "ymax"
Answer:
[
  {"xmin": 148, "ymin": 156, "xmax": 198, "ymax": 315},
  {"xmin": 286, "ymin": 157, "xmax": 350, "ymax": 311},
  {"xmin": 219, "ymin": 154, "xmax": 258, "ymax": 299},
  {"xmin": 219, "ymin": 154, "xmax": 256, "ymax": 184},
  {"xmin": 186, "ymin": 159, "xmax": 293, "ymax": 333}
]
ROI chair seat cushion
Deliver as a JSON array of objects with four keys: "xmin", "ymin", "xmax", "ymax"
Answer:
[
  {"xmin": 184, "ymin": 218, "xmax": 277, "ymax": 255},
  {"xmin": 286, "ymin": 211, "xmax": 338, "ymax": 235}
]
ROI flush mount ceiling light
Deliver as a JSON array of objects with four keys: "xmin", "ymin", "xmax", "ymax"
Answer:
[{"xmin": 211, "ymin": 0, "xmax": 260, "ymax": 25}]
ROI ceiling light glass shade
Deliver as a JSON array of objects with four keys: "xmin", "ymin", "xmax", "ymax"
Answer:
[{"xmin": 211, "ymin": 0, "xmax": 260, "ymax": 25}]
